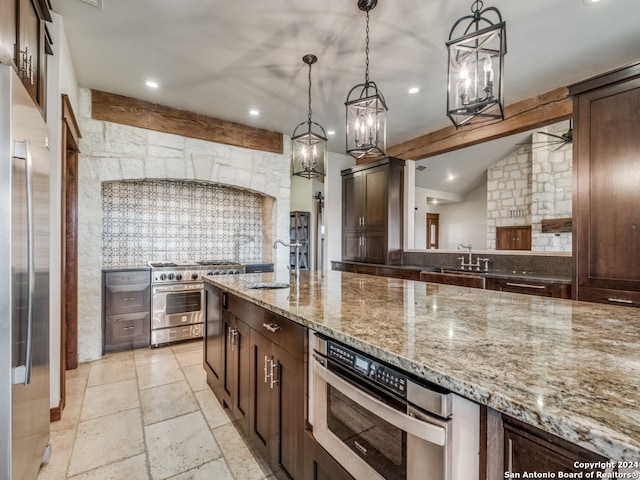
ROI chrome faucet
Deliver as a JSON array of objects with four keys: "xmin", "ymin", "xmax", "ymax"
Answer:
[
  {"xmin": 457, "ymin": 243, "xmax": 490, "ymax": 271},
  {"xmin": 273, "ymin": 239, "xmax": 302, "ymax": 284}
]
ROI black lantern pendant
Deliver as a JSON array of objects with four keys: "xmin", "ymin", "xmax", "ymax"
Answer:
[
  {"xmin": 345, "ymin": 0, "xmax": 387, "ymax": 160},
  {"xmin": 446, "ymin": 0, "xmax": 506, "ymax": 129},
  {"xmin": 292, "ymin": 54, "xmax": 327, "ymax": 179}
]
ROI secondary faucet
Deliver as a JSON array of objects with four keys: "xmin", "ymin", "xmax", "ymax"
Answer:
[
  {"xmin": 457, "ymin": 243, "xmax": 490, "ymax": 271},
  {"xmin": 273, "ymin": 239, "xmax": 303, "ymax": 284}
]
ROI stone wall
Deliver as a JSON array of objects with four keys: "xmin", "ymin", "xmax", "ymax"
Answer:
[
  {"xmin": 487, "ymin": 121, "xmax": 572, "ymax": 252},
  {"xmin": 77, "ymin": 88, "xmax": 289, "ymax": 362}
]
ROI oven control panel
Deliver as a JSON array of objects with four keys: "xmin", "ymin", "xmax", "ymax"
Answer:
[{"xmin": 327, "ymin": 342, "xmax": 407, "ymax": 397}]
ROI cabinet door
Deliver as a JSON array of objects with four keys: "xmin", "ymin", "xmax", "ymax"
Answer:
[
  {"xmin": 362, "ymin": 230, "xmax": 386, "ymax": 264},
  {"xmin": 304, "ymin": 431, "xmax": 355, "ymax": 480},
  {"xmin": 248, "ymin": 329, "xmax": 274, "ymax": 463},
  {"xmin": 17, "ymin": 0, "xmax": 41, "ymax": 103},
  {"xmin": 204, "ymin": 284, "xmax": 223, "ymax": 395},
  {"xmin": 575, "ymin": 76, "xmax": 640, "ymax": 305},
  {"xmin": 342, "ymin": 173, "xmax": 363, "ymax": 233},
  {"xmin": 272, "ymin": 343, "xmax": 305, "ymax": 480},
  {"xmin": 222, "ymin": 314, "xmax": 250, "ymax": 431},
  {"xmin": 342, "ymin": 231, "xmax": 362, "ymax": 262},
  {"xmin": 362, "ymin": 165, "xmax": 388, "ymax": 231}
]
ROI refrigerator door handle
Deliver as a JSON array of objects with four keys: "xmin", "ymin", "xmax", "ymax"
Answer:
[{"xmin": 12, "ymin": 140, "xmax": 35, "ymax": 386}]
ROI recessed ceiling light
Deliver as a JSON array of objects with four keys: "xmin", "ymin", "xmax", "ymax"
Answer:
[
  {"xmin": 583, "ymin": 0, "xmax": 602, "ymax": 4},
  {"xmin": 327, "ymin": 130, "xmax": 336, "ymax": 135},
  {"xmin": 408, "ymin": 87, "xmax": 420, "ymax": 94},
  {"xmin": 145, "ymin": 80, "xmax": 159, "ymax": 88},
  {"xmin": 249, "ymin": 109, "xmax": 260, "ymax": 116},
  {"xmin": 447, "ymin": 174, "xmax": 456, "ymax": 182}
]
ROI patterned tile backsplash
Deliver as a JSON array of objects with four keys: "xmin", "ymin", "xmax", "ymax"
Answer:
[{"xmin": 102, "ymin": 180, "xmax": 265, "ymax": 267}]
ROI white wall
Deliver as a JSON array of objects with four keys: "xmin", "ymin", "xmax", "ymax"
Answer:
[
  {"xmin": 437, "ymin": 183, "xmax": 488, "ymax": 250},
  {"xmin": 325, "ymin": 152, "xmax": 355, "ymax": 269},
  {"xmin": 46, "ymin": 12, "xmax": 79, "ymax": 409}
]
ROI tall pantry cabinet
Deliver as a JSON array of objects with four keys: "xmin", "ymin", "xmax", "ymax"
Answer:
[
  {"xmin": 570, "ymin": 62, "xmax": 640, "ymax": 307},
  {"xmin": 341, "ymin": 157, "xmax": 405, "ymax": 265}
]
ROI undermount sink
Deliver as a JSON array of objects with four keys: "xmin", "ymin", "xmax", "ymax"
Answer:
[{"xmin": 247, "ymin": 282, "xmax": 290, "ymax": 290}]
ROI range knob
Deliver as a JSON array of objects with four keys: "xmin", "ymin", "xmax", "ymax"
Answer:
[
  {"xmin": 175, "ymin": 274, "xmax": 183, "ymax": 281},
  {"xmin": 191, "ymin": 273, "xmax": 199, "ymax": 280},
  {"xmin": 160, "ymin": 274, "xmax": 167, "ymax": 281},
  {"xmin": 167, "ymin": 273, "xmax": 175, "ymax": 280}
]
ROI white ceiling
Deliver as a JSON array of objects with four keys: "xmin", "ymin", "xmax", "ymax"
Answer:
[{"xmin": 51, "ymin": 0, "xmax": 640, "ymax": 196}]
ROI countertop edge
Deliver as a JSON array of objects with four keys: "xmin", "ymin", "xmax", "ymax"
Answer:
[{"xmin": 203, "ymin": 275, "xmax": 638, "ymax": 462}]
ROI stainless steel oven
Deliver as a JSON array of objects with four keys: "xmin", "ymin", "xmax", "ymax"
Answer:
[
  {"xmin": 151, "ymin": 281, "xmax": 204, "ymax": 346},
  {"xmin": 309, "ymin": 331, "xmax": 480, "ymax": 480}
]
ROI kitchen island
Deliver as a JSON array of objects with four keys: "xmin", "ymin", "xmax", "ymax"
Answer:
[{"xmin": 203, "ymin": 270, "xmax": 640, "ymax": 465}]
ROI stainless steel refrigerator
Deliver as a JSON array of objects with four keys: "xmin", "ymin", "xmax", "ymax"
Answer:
[{"xmin": 0, "ymin": 64, "xmax": 51, "ymax": 479}]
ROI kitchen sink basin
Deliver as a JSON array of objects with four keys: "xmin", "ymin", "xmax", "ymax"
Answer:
[{"xmin": 247, "ymin": 282, "xmax": 290, "ymax": 289}]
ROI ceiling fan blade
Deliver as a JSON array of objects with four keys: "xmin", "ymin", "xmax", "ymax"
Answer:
[{"xmin": 538, "ymin": 132, "xmax": 565, "ymax": 140}]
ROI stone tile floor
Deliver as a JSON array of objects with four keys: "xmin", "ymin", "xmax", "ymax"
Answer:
[{"xmin": 38, "ymin": 340, "xmax": 274, "ymax": 480}]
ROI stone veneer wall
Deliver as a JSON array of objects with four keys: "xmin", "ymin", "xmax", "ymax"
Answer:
[
  {"xmin": 487, "ymin": 122, "xmax": 572, "ymax": 252},
  {"xmin": 77, "ymin": 88, "xmax": 289, "ymax": 362}
]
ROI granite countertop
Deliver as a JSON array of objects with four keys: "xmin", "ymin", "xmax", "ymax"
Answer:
[{"xmin": 204, "ymin": 270, "xmax": 640, "ymax": 462}]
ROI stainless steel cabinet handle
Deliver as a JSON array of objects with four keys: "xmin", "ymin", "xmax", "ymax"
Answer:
[
  {"xmin": 262, "ymin": 322, "xmax": 281, "ymax": 333},
  {"xmin": 270, "ymin": 360, "xmax": 279, "ymax": 389},
  {"xmin": 122, "ymin": 326, "xmax": 135, "ymax": 331},
  {"xmin": 228, "ymin": 328, "xmax": 238, "ymax": 350},
  {"xmin": 122, "ymin": 297, "xmax": 136, "ymax": 301},
  {"xmin": 505, "ymin": 282, "xmax": 546, "ymax": 290},
  {"xmin": 264, "ymin": 355, "xmax": 269, "ymax": 383},
  {"xmin": 608, "ymin": 298, "xmax": 633, "ymax": 304}
]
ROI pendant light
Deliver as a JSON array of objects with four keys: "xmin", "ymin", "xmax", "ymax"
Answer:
[
  {"xmin": 291, "ymin": 54, "xmax": 327, "ymax": 179},
  {"xmin": 446, "ymin": 0, "xmax": 506, "ymax": 129},
  {"xmin": 345, "ymin": 0, "xmax": 387, "ymax": 160}
]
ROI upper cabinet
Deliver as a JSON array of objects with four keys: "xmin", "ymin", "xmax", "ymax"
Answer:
[
  {"xmin": 570, "ymin": 62, "xmax": 640, "ymax": 307},
  {"xmin": 0, "ymin": 0, "xmax": 52, "ymax": 112},
  {"xmin": 341, "ymin": 157, "xmax": 405, "ymax": 265}
]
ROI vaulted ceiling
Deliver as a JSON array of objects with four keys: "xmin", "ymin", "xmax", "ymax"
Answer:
[{"xmin": 52, "ymin": 0, "xmax": 640, "ymax": 194}]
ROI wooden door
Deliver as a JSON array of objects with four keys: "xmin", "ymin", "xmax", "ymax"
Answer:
[
  {"xmin": 272, "ymin": 343, "xmax": 305, "ymax": 480},
  {"xmin": 234, "ymin": 319, "xmax": 250, "ymax": 431},
  {"xmin": 342, "ymin": 173, "xmax": 363, "ymax": 234},
  {"xmin": 362, "ymin": 230, "xmax": 386, "ymax": 264},
  {"xmin": 426, "ymin": 213, "xmax": 439, "ymax": 249},
  {"xmin": 204, "ymin": 283, "xmax": 223, "ymax": 395},
  {"xmin": 574, "ymin": 74, "xmax": 640, "ymax": 304},
  {"xmin": 249, "ymin": 329, "xmax": 274, "ymax": 464},
  {"xmin": 362, "ymin": 165, "xmax": 388, "ymax": 231}
]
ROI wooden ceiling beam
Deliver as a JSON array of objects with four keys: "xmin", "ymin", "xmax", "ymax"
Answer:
[
  {"xmin": 385, "ymin": 86, "xmax": 572, "ymax": 161},
  {"xmin": 91, "ymin": 90, "xmax": 283, "ymax": 154}
]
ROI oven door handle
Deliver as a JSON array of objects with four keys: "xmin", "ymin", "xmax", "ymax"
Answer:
[
  {"xmin": 153, "ymin": 285, "xmax": 203, "ymax": 294},
  {"xmin": 313, "ymin": 357, "xmax": 447, "ymax": 446}
]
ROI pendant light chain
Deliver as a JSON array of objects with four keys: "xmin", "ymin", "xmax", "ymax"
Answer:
[
  {"xmin": 364, "ymin": 10, "xmax": 370, "ymax": 85},
  {"xmin": 307, "ymin": 61, "xmax": 313, "ymax": 126}
]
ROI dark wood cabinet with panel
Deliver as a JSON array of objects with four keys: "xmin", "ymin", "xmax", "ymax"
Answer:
[
  {"xmin": 496, "ymin": 226, "xmax": 532, "ymax": 250},
  {"xmin": 342, "ymin": 157, "xmax": 405, "ymax": 265},
  {"xmin": 570, "ymin": 62, "xmax": 640, "ymax": 307},
  {"xmin": 102, "ymin": 269, "xmax": 150, "ymax": 353},
  {"xmin": 4, "ymin": 0, "xmax": 53, "ymax": 111},
  {"xmin": 303, "ymin": 430, "xmax": 355, "ymax": 480},
  {"xmin": 486, "ymin": 277, "xmax": 571, "ymax": 299},
  {"xmin": 204, "ymin": 285, "xmax": 306, "ymax": 480}
]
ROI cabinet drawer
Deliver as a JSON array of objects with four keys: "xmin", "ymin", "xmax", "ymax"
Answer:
[
  {"xmin": 105, "ymin": 283, "xmax": 150, "ymax": 314},
  {"xmin": 259, "ymin": 311, "xmax": 306, "ymax": 360},
  {"xmin": 104, "ymin": 311, "xmax": 150, "ymax": 350},
  {"xmin": 487, "ymin": 278, "xmax": 571, "ymax": 299},
  {"xmin": 420, "ymin": 271, "xmax": 485, "ymax": 289},
  {"xmin": 576, "ymin": 287, "xmax": 640, "ymax": 308},
  {"xmin": 378, "ymin": 267, "xmax": 421, "ymax": 280},
  {"xmin": 105, "ymin": 270, "xmax": 150, "ymax": 286}
]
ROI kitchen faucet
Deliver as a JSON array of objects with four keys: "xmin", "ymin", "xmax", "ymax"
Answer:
[
  {"xmin": 273, "ymin": 239, "xmax": 302, "ymax": 284},
  {"xmin": 457, "ymin": 243, "xmax": 490, "ymax": 271}
]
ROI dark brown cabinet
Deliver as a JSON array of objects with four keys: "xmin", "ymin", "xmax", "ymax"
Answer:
[
  {"xmin": 570, "ymin": 62, "xmax": 640, "ymax": 308},
  {"xmin": 502, "ymin": 415, "xmax": 608, "ymax": 476},
  {"xmin": 486, "ymin": 277, "xmax": 571, "ymax": 299},
  {"xmin": 0, "ymin": 0, "xmax": 17, "ymax": 66},
  {"xmin": 342, "ymin": 157, "xmax": 405, "ymax": 265},
  {"xmin": 102, "ymin": 269, "xmax": 150, "ymax": 353},
  {"xmin": 303, "ymin": 430, "xmax": 354, "ymax": 480},
  {"xmin": 496, "ymin": 226, "xmax": 532, "ymax": 250},
  {"xmin": 203, "ymin": 287, "xmax": 306, "ymax": 479}
]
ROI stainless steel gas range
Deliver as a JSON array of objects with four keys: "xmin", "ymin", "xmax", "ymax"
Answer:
[{"xmin": 148, "ymin": 260, "xmax": 245, "ymax": 347}]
